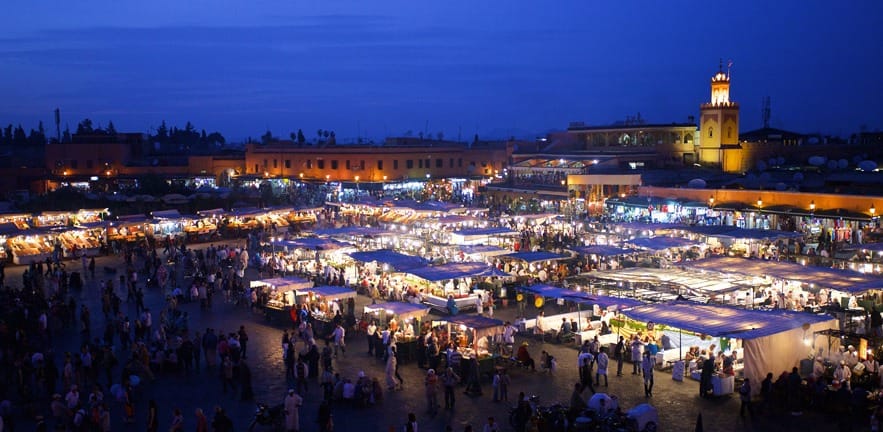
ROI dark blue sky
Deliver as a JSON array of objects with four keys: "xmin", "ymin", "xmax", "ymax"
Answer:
[{"xmin": 2, "ymin": 1, "xmax": 881, "ymax": 142}]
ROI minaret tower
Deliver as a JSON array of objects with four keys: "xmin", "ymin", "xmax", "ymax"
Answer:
[{"xmin": 698, "ymin": 60, "xmax": 741, "ymax": 171}]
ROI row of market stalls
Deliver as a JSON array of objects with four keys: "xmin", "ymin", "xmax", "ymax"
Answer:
[{"xmin": 0, "ymin": 206, "xmax": 323, "ymax": 264}]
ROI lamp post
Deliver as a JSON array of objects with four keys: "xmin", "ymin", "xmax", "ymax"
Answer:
[
  {"xmin": 354, "ymin": 175, "xmax": 360, "ymax": 200},
  {"xmin": 809, "ymin": 200, "xmax": 815, "ymax": 212}
]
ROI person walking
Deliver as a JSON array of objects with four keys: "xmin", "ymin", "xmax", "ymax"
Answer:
[
  {"xmin": 284, "ymin": 388, "xmax": 303, "ymax": 432},
  {"xmin": 169, "ymin": 408, "xmax": 184, "ymax": 432},
  {"xmin": 386, "ymin": 348, "xmax": 400, "ymax": 391},
  {"xmin": 146, "ymin": 400, "xmax": 159, "ymax": 432},
  {"xmin": 221, "ymin": 356, "xmax": 235, "ymax": 394},
  {"xmin": 614, "ymin": 336, "xmax": 625, "ymax": 377},
  {"xmin": 630, "ymin": 336, "xmax": 643, "ymax": 375},
  {"xmin": 404, "ymin": 412, "xmax": 418, "ymax": 432},
  {"xmin": 194, "ymin": 408, "xmax": 208, "ymax": 432},
  {"xmin": 641, "ymin": 351, "xmax": 654, "ymax": 397},
  {"xmin": 442, "ymin": 367, "xmax": 460, "ymax": 410},
  {"xmin": 425, "ymin": 369, "xmax": 440, "ymax": 414},
  {"xmin": 332, "ymin": 323, "xmax": 346, "ymax": 357},
  {"xmin": 739, "ymin": 378, "xmax": 752, "ymax": 417},
  {"xmin": 238, "ymin": 325, "xmax": 249, "ymax": 359},
  {"xmin": 596, "ymin": 349, "xmax": 609, "ymax": 387}
]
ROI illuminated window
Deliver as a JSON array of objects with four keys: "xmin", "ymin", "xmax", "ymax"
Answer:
[{"xmin": 708, "ymin": 127, "xmax": 713, "ymax": 138}]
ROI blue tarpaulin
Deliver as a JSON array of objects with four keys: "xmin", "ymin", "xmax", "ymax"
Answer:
[
  {"xmin": 0, "ymin": 222, "xmax": 22, "ymax": 237},
  {"xmin": 621, "ymin": 300, "xmax": 834, "ymax": 340},
  {"xmin": 520, "ymin": 284, "xmax": 591, "ymax": 300},
  {"xmin": 313, "ymin": 226, "xmax": 397, "ymax": 237},
  {"xmin": 451, "ymin": 227, "xmax": 518, "ymax": 237},
  {"xmin": 625, "ymin": 237, "xmax": 699, "ymax": 251},
  {"xmin": 501, "ymin": 251, "xmax": 570, "ymax": 263},
  {"xmin": 458, "ymin": 245, "xmax": 507, "ymax": 255},
  {"xmin": 348, "ymin": 250, "xmax": 428, "ymax": 270},
  {"xmin": 364, "ymin": 301, "xmax": 430, "ymax": 320},
  {"xmin": 440, "ymin": 314, "xmax": 504, "ymax": 330},
  {"xmin": 572, "ymin": 245, "xmax": 639, "ymax": 257},
  {"xmin": 297, "ymin": 285, "xmax": 357, "ymax": 299},
  {"xmin": 272, "ymin": 237, "xmax": 351, "ymax": 251},
  {"xmin": 685, "ymin": 257, "xmax": 883, "ymax": 294},
  {"xmin": 407, "ymin": 262, "xmax": 506, "ymax": 282}
]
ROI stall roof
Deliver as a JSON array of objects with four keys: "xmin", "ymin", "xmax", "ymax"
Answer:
[
  {"xmin": 685, "ymin": 257, "xmax": 883, "ymax": 294},
  {"xmin": 407, "ymin": 262, "xmax": 507, "ymax": 282},
  {"xmin": 501, "ymin": 251, "xmax": 570, "ymax": 263},
  {"xmin": 197, "ymin": 208, "xmax": 226, "ymax": 217},
  {"xmin": 622, "ymin": 301, "xmax": 835, "ymax": 339},
  {"xmin": 347, "ymin": 249, "xmax": 428, "ymax": 270},
  {"xmin": 229, "ymin": 207, "xmax": 264, "ymax": 217},
  {"xmin": 364, "ymin": 301, "xmax": 430, "ymax": 320},
  {"xmin": 457, "ymin": 245, "xmax": 508, "ymax": 256},
  {"xmin": 256, "ymin": 276, "xmax": 313, "ymax": 290},
  {"xmin": 579, "ymin": 295, "xmax": 645, "ymax": 310},
  {"xmin": 677, "ymin": 226, "xmax": 802, "ymax": 241},
  {"xmin": 76, "ymin": 221, "xmax": 109, "ymax": 229},
  {"xmin": 589, "ymin": 267, "xmax": 755, "ymax": 296},
  {"xmin": 313, "ymin": 226, "xmax": 397, "ymax": 237},
  {"xmin": 843, "ymin": 242, "xmax": 883, "ymax": 253},
  {"xmin": 619, "ymin": 222, "xmax": 686, "ymax": 232},
  {"xmin": 273, "ymin": 237, "xmax": 351, "ymax": 251},
  {"xmin": 151, "ymin": 209, "xmax": 182, "ymax": 219},
  {"xmin": 520, "ymin": 283, "xmax": 591, "ymax": 300},
  {"xmin": 112, "ymin": 215, "xmax": 149, "ymax": 224},
  {"xmin": 297, "ymin": 285, "xmax": 357, "ymax": 300},
  {"xmin": 392, "ymin": 200, "xmax": 463, "ymax": 213},
  {"xmin": 438, "ymin": 314, "xmax": 504, "ymax": 330},
  {"xmin": 572, "ymin": 245, "xmax": 639, "ymax": 257},
  {"xmin": 0, "ymin": 222, "xmax": 23, "ymax": 237},
  {"xmin": 434, "ymin": 215, "xmax": 480, "ymax": 225},
  {"xmin": 624, "ymin": 236, "xmax": 700, "ymax": 251},
  {"xmin": 451, "ymin": 227, "xmax": 518, "ymax": 237}
]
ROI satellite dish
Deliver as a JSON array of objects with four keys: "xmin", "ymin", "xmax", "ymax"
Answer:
[
  {"xmin": 826, "ymin": 160, "xmax": 838, "ymax": 170},
  {"xmin": 808, "ymin": 156, "xmax": 826, "ymax": 166},
  {"xmin": 687, "ymin": 178, "xmax": 706, "ymax": 188},
  {"xmin": 793, "ymin": 172, "xmax": 805, "ymax": 182},
  {"xmin": 859, "ymin": 160, "xmax": 878, "ymax": 171}
]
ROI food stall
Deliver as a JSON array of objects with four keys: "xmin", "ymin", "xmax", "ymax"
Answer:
[
  {"xmin": 405, "ymin": 262, "xmax": 509, "ymax": 313},
  {"xmin": 0, "ymin": 213, "xmax": 32, "ymax": 229},
  {"xmin": 252, "ymin": 276, "xmax": 314, "ymax": 322},
  {"xmin": 107, "ymin": 215, "xmax": 150, "ymax": 245},
  {"xmin": 364, "ymin": 301, "xmax": 431, "ymax": 362},
  {"xmin": 296, "ymin": 285, "xmax": 358, "ymax": 339},
  {"xmin": 431, "ymin": 315, "xmax": 505, "ymax": 378},
  {"xmin": 448, "ymin": 227, "xmax": 519, "ymax": 246},
  {"xmin": 8, "ymin": 229, "xmax": 56, "ymax": 265},
  {"xmin": 182, "ymin": 215, "xmax": 218, "ymax": 242},
  {"xmin": 620, "ymin": 301, "xmax": 837, "ymax": 395},
  {"xmin": 256, "ymin": 207, "xmax": 292, "ymax": 230},
  {"xmin": 59, "ymin": 223, "xmax": 105, "ymax": 257},
  {"xmin": 150, "ymin": 209, "xmax": 186, "ymax": 241},
  {"xmin": 223, "ymin": 207, "xmax": 264, "ymax": 234},
  {"xmin": 0, "ymin": 222, "xmax": 24, "ymax": 261},
  {"xmin": 33, "ymin": 211, "xmax": 74, "ymax": 227},
  {"xmin": 74, "ymin": 208, "xmax": 108, "ymax": 225}
]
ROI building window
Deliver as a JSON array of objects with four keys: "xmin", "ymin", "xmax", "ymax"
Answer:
[
  {"xmin": 377, "ymin": 160, "xmax": 383, "ymax": 170},
  {"xmin": 345, "ymin": 160, "xmax": 350, "ymax": 170},
  {"xmin": 331, "ymin": 160, "xmax": 338, "ymax": 170},
  {"xmin": 393, "ymin": 160, "xmax": 399, "ymax": 170},
  {"xmin": 285, "ymin": 160, "xmax": 291, "ymax": 169},
  {"xmin": 481, "ymin": 161, "xmax": 487, "ymax": 167},
  {"xmin": 273, "ymin": 159, "xmax": 278, "ymax": 168},
  {"xmin": 71, "ymin": 160, "xmax": 78, "ymax": 169},
  {"xmin": 708, "ymin": 127, "xmax": 713, "ymax": 138},
  {"xmin": 435, "ymin": 159, "xmax": 442, "ymax": 168},
  {"xmin": 254, "ymin": 164, "xmax": 259, "ymax": 173},
  {"xmin": 407, "ymin": 160, "xmax": 414, "ymax": 169},
  {"xmin": 418, "ymin": 160, "xmax": 423, "ymax": 169},
  {"xmin": 318, "ymin": 160, "xmax": 325, "ymax": 170},
  {"xmin": 449, "ymin": 158, "xmax": 454, "ymax": 168},
  {"xmin": 263, "ymin": 159, "xmax": 268, "ymax": 168},
  {"xmin": 360, "ymin": 160, "xmax": 365, "ymax": 170},
  {"xmin": 458, "ymin": 158, "xmax": 463, "ymax": 167},
  {"xmin": 306, "ymin": 160, "xmax": 313, "ymax": 169},
  {"xmin": 727, "ymin": 127, "xmax": 732, "ymax": 139}
]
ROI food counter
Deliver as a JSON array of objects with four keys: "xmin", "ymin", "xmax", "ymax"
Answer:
[
  {"xmin": 33, "ymin": 211, "xmax": 74, "ymax": 227},
  {"xmin": 108, "ymin": 217, "xmax": 149, "ymax": 244},
  {"xmin": 58, "ymin": 228, "xmax": 103, "ymax": 257},
  {"xmin": 8, "ymin": 232, "xmax": 55, "ymax": 265},
  {"xmin": 183, "ymin": 217, "xmax": 218, "ymax": 241},
  {"xmin": 424, "ymin": 293, "xmax": 479, "ymax": 313},
  {"xmin": 0, "ymin": 213, "xmax": 32, "ymax": 229}
]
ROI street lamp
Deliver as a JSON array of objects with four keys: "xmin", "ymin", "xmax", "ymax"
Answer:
[
  {"xmin": 809, "ymin": 200, "xmax": 815, "ymax": 212},
  {"xmin": 708, "ymin": 196, "xmax": 714, "ymax": 208},
  {"xmin": 757, "ymin": 198, "xmax": 763, "ymax": 209},
  {"xmin": 872, "ymin": 204, "xmax": 876, "ymax": 217}
]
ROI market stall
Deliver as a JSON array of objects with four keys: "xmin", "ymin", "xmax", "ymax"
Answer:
[
  {"xmin": 150, "ymin": 209, "xmax": 187, "ymax": 241},
  {"xmin": 0, "ymin": 222, "xmax": 24, "ymax": 260},
  {"xmin": 448, "ymin": 227, "xmax": 518, "ymax": 246},
  {"xmin": 364, "ymin": 301, "xmax": 431, "ymax": 362},
  {"xmin": 405, "ymin": 262, "xmax": 510, "ymax": 313},
  {"xmin": 181, "ymin": 215, "xmax": 218, "ymax": 242},
  {"xmin": 296, "ymin": 285, "xmax": 358, "ymax": 339},
  {"xmin": 0, "ymin": 213, "xmax": 32, "ymax": 229},
  {"xmin": 252, "ymin": 276, "xmax": 314, "ymax": 323},
  {"xmin": 620, "ymin": 301, "xmax": 837, "ymax": 395},
  {"xmin": 59, "ymin": 223, "xmax": 105, "ymax": 257},
  {"xmin": 8, "ymin": 229, "xmax": 56, "ymax": 265},
  {"xmin": 107, "ymin": 215, "xmax": 150, "ymax": 245},
  {"xmin": 223, "ymin": 207, "xmax": 264, "ymax": 234},
  {"xmin": 33, "ymin": 211, "xmax": 74, "ymax": 227},
  {"xmin": 430, "ymin": 315, "xmax": 505, "ymax": 378},
  {"xmin": 74, "ymin": 208, "xmax": 108, "ymax": 225},
  {"xmin": 348, "ymin": 249, "xmax": 428, "ymax": 272}
]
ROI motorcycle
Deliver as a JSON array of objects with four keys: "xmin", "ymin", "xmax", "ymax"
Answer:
[{"xmin": 247, "ymin": 402, "xmax": 284, "ymax": 431}]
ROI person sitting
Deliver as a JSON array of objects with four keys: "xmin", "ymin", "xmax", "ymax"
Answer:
[
  {"xmin": 599, "ymin": 321, "xmax": 611, "ymax": 335},
  {"xmin": 515, "ymin": 342, "xmax": 536, "ymax": 371}
]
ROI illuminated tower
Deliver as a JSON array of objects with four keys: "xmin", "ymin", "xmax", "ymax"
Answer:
[{"xmin": 698, "ymin": 61, "xmax": 741, "ymax": 172}]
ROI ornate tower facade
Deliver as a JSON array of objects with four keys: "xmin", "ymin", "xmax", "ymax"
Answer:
[{"xmin": 698, "ymin": 63, "xmax": 741, "ymax": 172}]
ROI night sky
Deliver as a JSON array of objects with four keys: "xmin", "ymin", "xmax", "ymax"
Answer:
[{"xmin": 1, "ymin": 1, "xmax": 881, "ymax": 142}]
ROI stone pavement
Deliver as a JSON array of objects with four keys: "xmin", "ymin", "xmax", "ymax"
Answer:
[{"xmin": 2, "ymin": 244, "xmax": 855, "ymax": 431}]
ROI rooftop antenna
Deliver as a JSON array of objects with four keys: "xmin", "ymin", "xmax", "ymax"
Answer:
[
  {"xmin": 727, "ymin": 59, "xmax": 733, "ymax": 79},
  {"xmin": 762, "ymin": 96, "xmax": 771, "ymax": 129}
]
